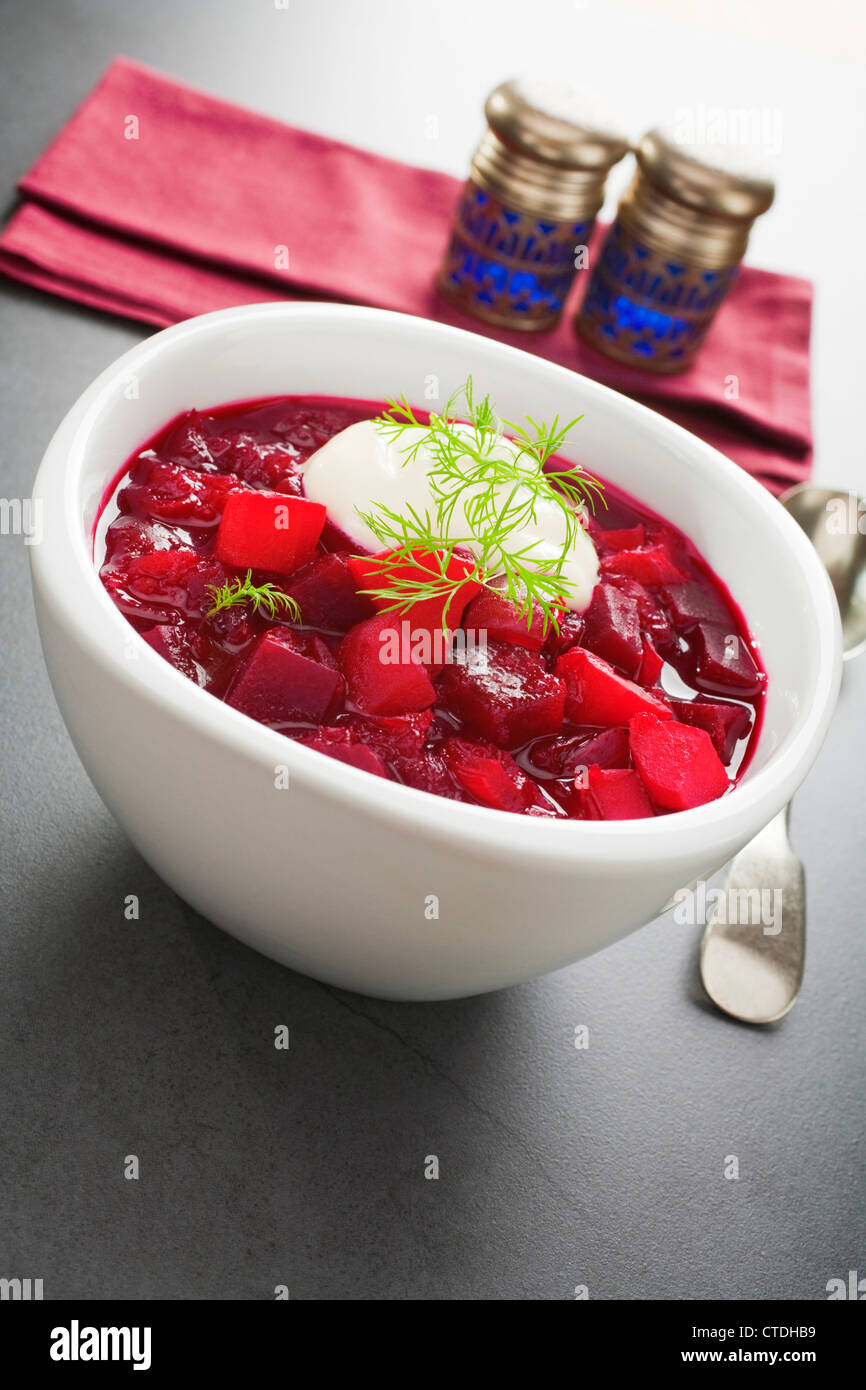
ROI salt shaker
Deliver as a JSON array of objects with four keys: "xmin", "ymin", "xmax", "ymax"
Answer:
[
  {"xmin": 436, "ymin": 78, "xmax": 629, "ymax": 332},
  {"xmin": 576, "ymin": 128, "xmax": 775, "ymax": 372}
]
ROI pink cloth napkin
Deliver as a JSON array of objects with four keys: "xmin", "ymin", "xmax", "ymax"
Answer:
[{"xmin": 0, "ymin": 57, "xmax": 813, "ymax": 493}]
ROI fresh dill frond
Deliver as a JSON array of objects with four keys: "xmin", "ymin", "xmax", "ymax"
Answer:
[
  {"xmin": 206, "ymin": 570, "xmax": 301, "ymax": 622},
  {"xmin": 360, "ymin": 378, "xmax": 605, "ymax": 632},
  {"xmin": 353, "ymin": 504, "xmax": 471, "ymax": 619}
]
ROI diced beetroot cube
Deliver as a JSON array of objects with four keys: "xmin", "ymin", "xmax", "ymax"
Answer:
[
  {"xmin": 529, "ymin": 726, "xmax": 630, "ymax": 777},
  {"xmin": 124, "ymin": 550, "xmax": 229, "ymax": 620},
  {"xmin": 338, "ymin": 614, "xmax": 436, "ymax": 715},
  {"xmin": 287, "ymin": 552, "xmax": 372, "ymax": 631},
  {"xmin": 441, "ymin": 738, "xmax": 553, "ymax": 814},
  {"xmin": 601, "ymin": 545, "xmax": 685, "ymax": 586},
  {"xmin": 347, "ymin": 548, "xmax": 480, "ymax": 630},
  {"xmin": 629, "ymin": 711, "xmax": 730, "ymax": 811},
  {"xmin": 638, "ymin": 636, "xmax": 665, "ymax": 687},
  {"xmin": 378, "ymin": 619, "xmax": 458, "ymax": 679},
  {"xmin": 606, "ymin": 575, "xmax": 648, "ymax": 616},
  {"xmin": 578, "ymin": 766, "xmax": 655, "ymax": 820},
  {"xmin": 227, "ymin": 629, "xmax": 344, "ymax": 725},
  {"xmin": 295, "ymin": 726, "xmax": 387, "ymax": 778},
  {"xmin": 344, "ymin": 710, "xmax": 433, "ymax": 762},
  {"xmin": 215, "ymin": 492, "xmax": 326, "ymax": 574},
  {"xmin": 694, "ymin": 624, "xmax": 764, "ymax": 696},
  {"xmin": 581, "ymin": 582, "xmax": 642, "ymax": 676},
  {"xmin": 438, "ymin": 641, "xmax": 566, "ymax": 746},
  {"xmin": 555, "ymin": 648, "xmax": 672, "ymax": 726},
  {"xmin": 606, "ymin": 575, "xmax": 676, "ymax": 651},
  {"xmin": 596, "ymin": 523, "xmax": 645, "ymax": 552},
  {"xmin": 462, "ymin": 589, "xmax": 551, "ymax": 652},
  {"xmin": 573, "ymin": 726, "xmax": 632, "ymax": 770},
  {"xmin": 662, "ymin": 579, "xmax": 733, "ymax": 629},
  {"xmin": 671, "ymin": 699, "xmax": 753, "ymax": 764},
  {"xmin": 256, "ymin": 625, "xmax": 341, "ymax": 677},
  {"xmin": 391, "ymin": 752, "xmax": 465, "ymax": 800},
  {"xmin": 544, "ymin": 612, "xmax": 584, "ymax": 658}
]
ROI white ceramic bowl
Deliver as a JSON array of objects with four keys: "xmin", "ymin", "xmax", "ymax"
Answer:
[{"xmin": 30, "ymin": 304, "xmax": 841, "ymax": 1000}]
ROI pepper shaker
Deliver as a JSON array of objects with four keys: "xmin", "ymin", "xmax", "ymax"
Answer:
[
  {"xmin": 436, "ymin": 78, "xmax": 629, "ymax": 332},
  {"xmin": 576, "ymin": 128, "xmax": 775, "ymax": 372}
]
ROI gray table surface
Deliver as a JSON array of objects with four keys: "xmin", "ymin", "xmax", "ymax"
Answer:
[{"xmin": 1, "ymin": 0, "xmax": 864, "ymax": 1301}]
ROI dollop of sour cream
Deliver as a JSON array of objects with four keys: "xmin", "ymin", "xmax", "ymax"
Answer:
[{"xmin": 301, "ymin": 419, "xmax": 599, "ymax": 613}]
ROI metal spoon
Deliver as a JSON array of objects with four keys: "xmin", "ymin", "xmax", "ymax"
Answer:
[{"xmin": 699, "ymin": 485, "xmax": 866, "ymax": 1024}]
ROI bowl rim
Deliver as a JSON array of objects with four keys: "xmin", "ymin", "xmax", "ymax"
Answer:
[{"xmin": 30, "ymin": 301, "xmax": 842, "ymax": 866}]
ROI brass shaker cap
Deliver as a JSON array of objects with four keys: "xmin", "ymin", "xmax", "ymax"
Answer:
[
  {"xmin": 636, "ymin": 128, "xmax": 775, "ymax": 220},
  {"xmin": 485, "ymin": 78, "xmax": 631, "ymax": 172},
  {"xmin": 473, "ymin": 78, "xmax": 630, "ymax": 222}
]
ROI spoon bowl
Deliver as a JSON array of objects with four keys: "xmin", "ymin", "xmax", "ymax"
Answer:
[{"xmin": 779, "ymin": 483, "xmax": 866, "ymax": 660}]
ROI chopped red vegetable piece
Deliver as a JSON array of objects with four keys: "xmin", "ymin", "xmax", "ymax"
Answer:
[
  {"xmin": 441, "ymin": 738, "xmax": 554, "ymax": 814},
  {"xmin": 663, "ymin": 579, "xmax": 733, "ymax": 629},
  {"xmin": 338, "ymin": 614, "xmax": 436, "ymax": 715},
  {"xmin": 596, "ymin": 523, "xmax": 645, "ymax": 552},
  {"xmin": 287, "ymin": 552, "xmax": 372, "ymax": 631},
  {"xmin": 215, "ymin": 491, "xmax": 326, "ymax": 574},
  {"xmin": 227, "ymin": 628, "xmax": 344, "ymax": 725},
  {"xmin": 606, "ymin": 575, "xmax": 676, "ymax": 651},
  {"xmin": 347, "ymin": 548, "xmax": 480, "ymax": 631},
  {"xmin": 629, "ymin": 711, "xmax": 730, "ymax": 811},
  {"xmin": 694, "ymin": 624, "xmax": 764, "ymax": 696},
  {"xmin": 462, "ymin": 588, "xmax": 552, "ymax": 652},
  {"xmin": 438, "ymin": 641, "xmax": 566, "ymax": 745},
  {"xmin": 529, "ymin": 726, "xmax": 630, "ymax": 777},
  {"xmin": 578, "ymin": 765, "xmax": 655, "ymax": 820},
  {"xmin": 671, "ymin": 699, "xmax": 752, "ymax": 764},
  {"xmin": 555, "ymin": 647, "xmax": 672, "ymax": 726},
  {"xmin": 581, "ymin": 582, "xmax": 643, "ymax": 676},
  {"xmin": 638, "ymin": 635, "xmax": 665, "ymax": 687},
  {"xmin": 600, "ymin": 544, "xmax": 685, "ymax": 586},
  {"xmin": 544, "ymin": 612, "xmax": 584, "ymax": 658}
]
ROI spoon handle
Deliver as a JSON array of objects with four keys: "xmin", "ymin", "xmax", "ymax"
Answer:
[{"xmin": 699, "ymin": 805, "xmax": 806, "ymax": 1024}]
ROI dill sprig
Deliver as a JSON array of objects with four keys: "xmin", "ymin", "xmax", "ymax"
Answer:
[
  {"xmin": 206, "ymin": 571, "xmax": 301, "ymax": 622},
  {"xmin": 359, "ymin": 378, "xmax": 604, "ymax": 632}
]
